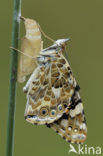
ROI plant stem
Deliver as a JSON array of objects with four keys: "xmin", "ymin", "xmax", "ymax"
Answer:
[{"xmin": 6, "ymin": 0, "xmax": 21, "ymax": 156}]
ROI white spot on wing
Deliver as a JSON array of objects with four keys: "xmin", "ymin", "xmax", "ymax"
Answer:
[
  {"xmin": 75, "ymin": 120, "xmax": 80, "ymax": 126},
  {"xmin": 69, "ymin": 103, "xmax": 83, "ymax": 117},
  {"xmin": 28, "ymin": 105, "xmax": 33, "ymax": 112},
  {"xmin": 74, "ymin": 129, "xmax": 78, "ymax": 132},
  {"xmin": 60, "ymin": 129, "xmax": 65, "ymax": 134},
  {"xmin": 52, "ymin": 88, "xmax": 60, "ymax": 98},
  {"xmin": 80, "ymin": 123, "xmax": 87, "ymax": 130},
  {"xmin": 72, "ymin": 134, "xmax": 86, "ymax": 140},
  {"xmin": 40, "ymin": 49, "xmax": 56, "ymax": 55},
  {"xmin": 60, "ymin": 119, "xmax": 68, "ymax": 127},
  {"xmin": 68, "ymin": 126, "xmax": 72, "ymax": 131}
]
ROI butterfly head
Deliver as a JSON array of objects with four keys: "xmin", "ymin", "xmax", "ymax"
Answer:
[
  {"xmin": 55, "ymin": 38, "xmax": 70, "ymax": 47},
  {"xmin": 40, "ymin": 38, "xmax": 70, "ymax": 55}
]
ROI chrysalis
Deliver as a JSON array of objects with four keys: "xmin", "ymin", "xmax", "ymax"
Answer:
[{"xmin": 17, "ymin": 17, "xmax": 43, "ymax": 82}]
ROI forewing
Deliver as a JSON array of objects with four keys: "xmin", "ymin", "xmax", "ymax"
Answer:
[
  {"xmin": 24, "ymin": 60, "xmax": 64, "ymax": 124},
  {"xmin": 24, "ymin": 54, "xmax": 78, "ymax": 125},
  {"xmin": 18, "ymin": 18, "xmax": 43, "ymax": 83}
]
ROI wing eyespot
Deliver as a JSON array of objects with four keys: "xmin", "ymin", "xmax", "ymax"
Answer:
[
  {"xmin": 58, "ymin": 104, "xmax": 64, "ymax": 112},
  {"xmin": 68, "ymin": 126, "xmax": 72, "ymax": 131},
  {"xmin": 74, "ymin": 128, "xmax": 78, "ymax": 132},
  {"xmin": 50, "ymin": 110, "xmax": 56, "ymax": 116},
  {"xmin": 40, "ymin": 107, "xmax": 49, "ymax": 117}
]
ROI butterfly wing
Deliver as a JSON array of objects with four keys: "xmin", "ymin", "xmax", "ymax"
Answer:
[
  {"xmin": 47, "ymin": 86, "xmax": 87, "ymax": 144},
  {"xmin": 24, "ymin": 57, "xmax": 64, "ymax": 124},
  {"xmin": 24, "ymin": 53, "xmax": 78, "ymax": 125},
  {"xmin": 18, "ymin": 18, "xmax": 43, "ymax": 83},
  {"xmin": 23, "ymin": 38, "xmax": 87, "ymax": 143}
]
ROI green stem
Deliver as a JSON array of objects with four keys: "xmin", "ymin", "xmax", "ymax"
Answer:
[{"xmin": 6, "ymin": 0, "xmax": 21, "ymax": 156}]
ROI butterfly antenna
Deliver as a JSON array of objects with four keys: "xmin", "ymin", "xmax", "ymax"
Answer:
[
  {"xmin": 10, "ymin": 47, "xmax": 37, "ymax": 60},
  {"xmin": 64, "ymin": 44, "xmax": 72, "ymax": 63},
  {"xmin": 38, "ymin": 23, "xmax": 55, "ymax": 43}
]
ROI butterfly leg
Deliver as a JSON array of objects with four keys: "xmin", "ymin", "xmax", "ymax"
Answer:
[
  {"xmin": 23, "ymin": 66, "xmax": 40, "ymax": 93},
  {"xmin": 23, "ymin": 70, "xmax": 36, "ymax": 93}
]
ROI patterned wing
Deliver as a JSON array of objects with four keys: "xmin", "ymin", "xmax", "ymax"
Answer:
[
  {"xmin": 24, "ymin": 53, "xmax": 77, "ymax": 125},
  {"xmin": 47, "ymin": 84, "xmax": 87, "ymax": 144},
  {"xmin": 18, "ymin": 18, "xmax": 43, "ymax": 83},
  {"xmin": 23, "ymin": 38, "xmax": 87, "ymax": 143}
]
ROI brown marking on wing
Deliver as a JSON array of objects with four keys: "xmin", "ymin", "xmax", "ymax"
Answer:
[
  {"xmin": 46, "ymin": 90, "xmax": 52, "ymax": 96},
  {"xmin": 31, "ymin": 101, "xmax": 41, "ymax": 109},
  {"xmin": 57, "ymin": 63, "xmax": 63, "ymax": 68},
  {"xmin": 49, "ymin": 111, "xmax": 87, "ymax": 144},
  {"xmin": 44, "ymin": 96, "xmax": 50, "ymax": 101},
  {"xmin": 58, "ymin": 58, "xmax": 66, "ymax": 64},
  {"xmin": 51, "ymin": 77, "xmax": 58, "ymax": 87},
  {"xmin": 51, "ymin": 99, "xmax": 57, "ymax": 105},
  {"xmin": 51, "ymin": 72, "xmax": 60, "ymax": 77}
]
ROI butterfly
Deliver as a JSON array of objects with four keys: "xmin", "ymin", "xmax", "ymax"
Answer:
[
  {"xmin": 17, "ymin": 16, "xmax": 87, "ymax": 144},
  {"xmin": 22, "ymin": 37, "xmax": 87, "ymax": 144}
]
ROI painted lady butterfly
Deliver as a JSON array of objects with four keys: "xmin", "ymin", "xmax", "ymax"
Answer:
[{"xmin": 18, "ymin": 17, "xmax": 87, "ymax": 144}]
